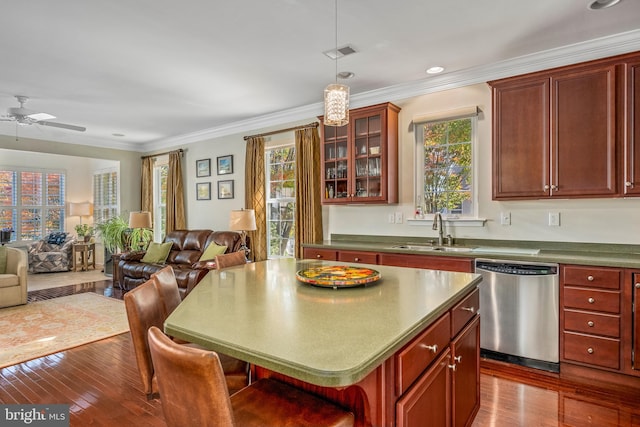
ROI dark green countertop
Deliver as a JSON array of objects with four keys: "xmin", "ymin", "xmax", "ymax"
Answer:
[{"xmin": 304, "ymin": 235, "xmax": 640, "ymax": 269}]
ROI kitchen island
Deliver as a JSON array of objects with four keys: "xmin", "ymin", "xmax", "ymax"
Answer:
[{"xmin": 165, "ymin": 258, "xmax": 481, "ymax": 427}]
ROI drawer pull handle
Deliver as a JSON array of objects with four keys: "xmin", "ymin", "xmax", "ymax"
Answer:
[
  {"xmin": 421, "ymin": 344, "xmax": 438, "ymax": 353},
  {"xmin": 587, "ymin": 275, "xmax": 594, "ymax": 281},
  {"xmin": 587, "ymin": 347, "xmax": 594, "ymax": 354},
  {"xmin": 588, "ymin": 297, "xmax": 595, "ymax": 304},
  {"xmin": 461, "ymin": 306, "xmax": 475, "ymax": 313},
  {"xmin": 316, "ymin": 255, "xmax": 322, "ymax": 259},
  {"xmin": 636, "ymin": 283, "xmax": 640, "ymax": 289},
  {"xmin": 587, "ymin": 321, "xmax": 595, "ymax": 327},
  {"xmin": 454, "ymin": 355, "xmax": 462, "ymax": 363},
  {"xmin": 354, "ymin": 257, "xmax": 360, "ymax": 262},
  {"xmin": 448, "ymin": 363, "xmax": 457, "ymax": 372}
]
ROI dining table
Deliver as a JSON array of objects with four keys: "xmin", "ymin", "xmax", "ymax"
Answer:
[{"xmin": 164, "ymin": 258, "xmax": 481, "ymax": 426}]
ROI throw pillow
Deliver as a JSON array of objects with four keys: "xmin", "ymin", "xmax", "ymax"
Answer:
[
  {"xmin": 0, "ymin": 246, "xmax": 6, "ymax": 274},
  {"xmin": 141, "ymin": 242, "xmax": 173, "ymax": 264},
  {"xmin": 47, "ymin": 232, "xmax": 68, "ymax": 245},
  {"xmin": 199, "ymin": 243, "xmax": 228, "ymax": 261}
]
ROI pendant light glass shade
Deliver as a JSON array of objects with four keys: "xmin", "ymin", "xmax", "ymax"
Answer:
[{"xmin": 324, "ymin": 83, "xmax": 349, "ymax": 126}]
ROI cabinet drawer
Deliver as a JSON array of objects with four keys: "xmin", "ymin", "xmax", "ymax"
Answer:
[
  {"xmin": 563, "ymin": 265, "xmax": 621, "ymax": 290},
  {"xmin": 396, "ymin": 312, "xmax": 450, "ymax": 395},
  {"xmin": 561, "ymin": 396, "xmax": 621, "ymax": 427},
  {"xmin": 451, "ymin": 288, "xmax": 479, "ymax": 338},
  {"xmin": 563, "ymin": 309, "xmax": 620, "ymax": 338},
  {"xmin": 338, "ymin": 250, "xmax": 378, "ymax": 264},
  {"xmin": 379, "ymin": 253, "xmax": 473, "ymax": 272},
  {"xmin": 563, "ymin": 331, "xmax": 620, "ymax": 370},
  {"xmin": 303, "ymin": 248, "xmax": 338, "ymax": 261},
  {"xmin": 563, "ymin": 287, "xmax": 620, "ymax": 314}
]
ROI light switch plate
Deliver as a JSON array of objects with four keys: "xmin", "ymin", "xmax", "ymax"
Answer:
[
  {"xmin": 395, "ymin": 212, "xmax": 403, "ymax": 224},
  {"xmin": 548, "ymin": 212, "xmax": 560, "ymax": 226},
  {"xmin": 500, "ymin": 211, "xmax": 511, "ymax": 226},
  {"xmin": 388, "ymin": 213, "xmax": 395, "ymax": 224}
]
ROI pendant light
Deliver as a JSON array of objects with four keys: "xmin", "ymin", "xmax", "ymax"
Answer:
[{"xmin": 324, "ymin": 0, "xmax": 349, "ymax": 127}]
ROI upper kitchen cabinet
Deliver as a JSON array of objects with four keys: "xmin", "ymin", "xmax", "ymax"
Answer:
[
  {"xmin": 320, "ymin": 102, "xmax": 401, "ymax": 204},
  {"xmin": 490, "ymin": 59, "xmax": 618, "ymax": 200},
  {"xmin": 625, "ymin": 57, "xmax": 640, "ymax": 196}
]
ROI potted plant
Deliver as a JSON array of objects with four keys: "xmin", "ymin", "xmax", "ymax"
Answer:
[
  {"xmin": 95, "ymin": 214, "xmax": 154, "ymax": 276},
  {"xmin": 74, "ymin": 224, "xmax": 94, "ymax": 242}
]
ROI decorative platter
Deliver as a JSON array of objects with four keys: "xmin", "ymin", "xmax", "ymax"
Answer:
[{"xmin": 296, "ymin": 265, "xmax": 382, "ymax": 289}]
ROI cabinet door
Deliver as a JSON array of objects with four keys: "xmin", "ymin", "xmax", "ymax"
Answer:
[
  {"xmin": 321, "ymin": 123, "xmax": 350, "ymax": 203},
  {"xmin": 626, "ymin": 59, "xmax": 640, "ymax": 195},
  {"xmin": 350, "ymin": 107, "xmax": 388, "ymax": 203},
  {"xmin": 491, "ymin": 76, "xmax": 550, "ymax": 199},
  {"xmin": 551, "ymin": 64, "xmax": 618, "ymax": 197},
  {"xmin": 451, "ymin": 316, "xmax": 480, "ymax": 427},
  {"xmin": 396, "ymin": 348, "xmax": 451, "ymax": 427},
  {"xmin": 379, "ymin": 253, "xmax": 473, "ymax": 273},
  {"xmin": 633, "ymin": 273, "xmax": 640, "ymax": 369}
]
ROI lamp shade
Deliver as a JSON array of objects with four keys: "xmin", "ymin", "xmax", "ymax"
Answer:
[
  {"xmin": 69, "ymin": 202, "xmax": 93, "ymax": 217},
  {"xmin": 229, "ymin": 209, "xmax": 257, "ymax": 232},
  {"xmin": 129, "ymin": 211, "xmax": 152, "ymax": 229}
]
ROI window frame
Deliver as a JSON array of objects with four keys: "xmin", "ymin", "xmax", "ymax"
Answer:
[
  {"xmin": 93, "ymin": 168, "xmax": 119, "ymax": 226},
  {"xmin": 265, "ymin": 140, "xmax": 296, "ymax": 259},
  {"xmin": 0, "ymin": 167, "xmax": 66, "ymax": 242},
  {"xmin": 413, "ymin": 112, "xmax": 479, "ymax": 222}
]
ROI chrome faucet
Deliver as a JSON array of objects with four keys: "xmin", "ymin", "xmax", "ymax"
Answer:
[{"xmin": 432, "ymin": 212, "xmax": 444, "ymax": 246}]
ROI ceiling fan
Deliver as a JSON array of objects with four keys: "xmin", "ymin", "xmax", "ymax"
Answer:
[{"xmin": 0, "ymin": 95, "xmax": 86, "ymax": 132}]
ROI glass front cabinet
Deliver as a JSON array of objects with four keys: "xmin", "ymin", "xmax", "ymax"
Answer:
[{"xmin": 320, "ymin": 102, "xmax": 401, "ymax": 204}]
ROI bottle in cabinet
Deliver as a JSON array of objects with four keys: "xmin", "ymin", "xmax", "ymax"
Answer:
[{"xmin": 320, "ymin": 102, "xmax": 400, "ymax": 204}]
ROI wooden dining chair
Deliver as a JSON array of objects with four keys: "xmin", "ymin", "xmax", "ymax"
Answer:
[
  {"xmin": 214, "ymin": 250, "xmax": 247, "ymax": 270},
  {"xmin": 124, "ymin": 275, "xmax": 248, "ymax": 399},
  {"xmin": 147, "ymin": 326, "xmax": 355, "ymax": 427}
]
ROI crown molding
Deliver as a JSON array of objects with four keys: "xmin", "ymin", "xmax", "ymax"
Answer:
[{"xmin": 149, "ymin": 29, "xmax": 640, "ymax": 152}]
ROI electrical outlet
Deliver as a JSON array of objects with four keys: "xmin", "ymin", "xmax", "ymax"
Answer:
[
  {"xmin": 548, "ymin": 212, "xmax": 560, "ymax": 226},
  {"xmin": 388, "ymin": 213, "xmax": 395, "ymax": 224},
  {"xmin": 500, "ymin": 211, "xmax": 511, "ymax": 226},
  {"xmin": 395, "ymin": 212, "xmax": 403, "ymax": 224}
]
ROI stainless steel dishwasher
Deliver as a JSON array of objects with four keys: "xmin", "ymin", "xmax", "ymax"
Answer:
[{"xmin": 474, "ymin": 258, "xmax": 559, "ymax": 372}]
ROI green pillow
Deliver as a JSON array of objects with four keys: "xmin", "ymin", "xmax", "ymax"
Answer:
[
  {"xmin": 199, "ymin": 243, "xmax": 228, "ymax": 261},
  {"xmin": 141, "ymin": 242, "xmax": 173, "ymax": 264},
  {"xmin": 0, "ymin": 246, "xmax": 6, "ymax": 274}
]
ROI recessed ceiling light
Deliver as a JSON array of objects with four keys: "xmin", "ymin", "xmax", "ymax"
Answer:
[
  {"xmin": 426, "ymin": 66, "xmax": 444, "ymax": 74},
  {"xmin": 588, "ymin": 0, "xmax": 621, "ymax": 10},
  {"xmin": 337, "ymin": 71, "xmax": 355, "ymax": 79},
  {"xmin": 112, "ymin": 133, "xmax": 125, "ymax": 137}
]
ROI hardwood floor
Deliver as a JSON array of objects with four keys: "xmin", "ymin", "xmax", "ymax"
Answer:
[{"xmin": 2, "ymin": 282, "xmax": 639, "ymax": 426}]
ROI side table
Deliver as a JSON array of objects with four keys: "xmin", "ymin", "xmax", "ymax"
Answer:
[{"xmin": 72, "ymin": 242, "xmax": 96, "ymax": 272}]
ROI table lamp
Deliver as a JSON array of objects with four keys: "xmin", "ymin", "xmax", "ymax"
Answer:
[
  {"xmin": 69, "ymin": 202, "xmax": 93, "ymax": 224},
  {"xmin": 129, "ymin": 211, "xmax": 152, "ymax": 251},
  {"xmin": 229, "ymin": 209, "xmax": 256, "ymax": 260}
]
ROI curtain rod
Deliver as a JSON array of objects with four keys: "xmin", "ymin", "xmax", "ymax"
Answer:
[
  {"xmin": 243, "ymin": 122, "xmax": 319, "ymax": 141},
  {"xmin": 141, "ymin": 148, "xmax": 184, "ymax": 159}
]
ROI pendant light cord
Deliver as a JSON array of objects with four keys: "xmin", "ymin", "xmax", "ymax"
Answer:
[{"xmin": 334, "ymin": 0, "xmax": 338, "ymax": 84}]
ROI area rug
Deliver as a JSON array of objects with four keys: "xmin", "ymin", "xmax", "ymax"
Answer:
[{"xmin": 0, "ymin": 293, "xmax": 129, "ymax": 369}]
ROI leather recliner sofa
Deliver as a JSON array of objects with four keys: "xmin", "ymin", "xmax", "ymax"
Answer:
[{"xmin": 115, "ymin": 229, "xmax": 246, "ymax": 298}]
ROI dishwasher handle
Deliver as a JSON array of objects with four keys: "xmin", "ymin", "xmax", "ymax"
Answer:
[{"xmin": 475, "ymin": 260, "xmax": 558, "ymax": 276}]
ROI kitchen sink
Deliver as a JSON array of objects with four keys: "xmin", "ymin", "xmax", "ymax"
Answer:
[{"xmin": 388, "ymin": 244, "xmax": 474, "ymax": 253}]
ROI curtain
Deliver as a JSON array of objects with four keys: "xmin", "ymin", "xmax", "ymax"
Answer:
[
  {"xmin": 141, "ymin": 157, "xmax": 154, "ymax": 224},
  {"xmin": 166, "ymin": 150, "xmax": 186, "ymax": 233},
  {"xmin": 245, "ymin": 137, "xmax": 266, "ymax": 261},
  {"xmin": 294, "ymin": 127, "xmax": 323, "ymax": 258}
]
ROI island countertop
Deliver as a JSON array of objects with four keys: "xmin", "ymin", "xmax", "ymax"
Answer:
[{"xmin": 164, "ymin": 258, "xmax": 481, "ymax": 387}]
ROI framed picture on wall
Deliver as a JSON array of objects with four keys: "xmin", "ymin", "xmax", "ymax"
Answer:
[
  {"xmin": 218, "ymin": 180, "xmax": 234, "ymax": 199},
  {"xmin": 196, "ymin": 182, "xmax": 211, "ymax": 200},
  {"xmin": 196, "ymin": 158, "xmax": 211, "ymax": 177},
  {"xmin": 217, "ymin": 155, "xmax": 233, "ymax": 175}
]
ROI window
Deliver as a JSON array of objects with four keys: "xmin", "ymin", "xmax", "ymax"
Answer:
[
  {"xmin": 153, "ymin": 161, "xmax": 168, "ymax": 242},
  {"xmin": 0, "ymin": 168, "xmax": 66, "ymax": 242},
  {"xmin": 266, "ymin": 145, "xmax": 296, "ymax": 258},
  {"xmin": 415, "ymin": 115, "xmax": 476, "ymax": 217},
  {"xmin": 93, "ymin": 169, "xmax": 119, "ymax": 225}
]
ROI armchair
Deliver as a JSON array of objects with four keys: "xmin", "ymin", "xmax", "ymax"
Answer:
[
  {"xmin": 0, "ymin": 247, "xmax": 28, "ymax": 308},
  {"xmin": 28, "ymin": 232, "xmax": 76, "ymax": 273}
]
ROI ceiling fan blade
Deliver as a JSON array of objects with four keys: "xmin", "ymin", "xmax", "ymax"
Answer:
[
  {"xmin": 27, "ymin": 112, "xmax": 56, "ymax": 121},
  {"xmin": 38, "ymin": 121, "xmax": 86, "ymax": 132}
]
